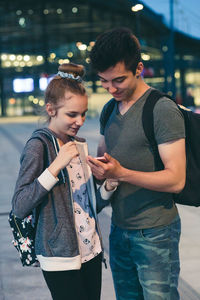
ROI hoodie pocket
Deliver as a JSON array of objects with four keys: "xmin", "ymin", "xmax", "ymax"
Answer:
[{"xmin": 48, "ymin": 221, "xmax": 78, "ymax": 257}]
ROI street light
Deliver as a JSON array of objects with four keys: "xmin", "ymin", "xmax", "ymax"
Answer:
[
  {"xmin": 131, "ymin": 4, "xmax": 144, "ymax": 40},
  {"xmin": 131, "ymin": 4, "xmax": 143, "ymax": 12}
]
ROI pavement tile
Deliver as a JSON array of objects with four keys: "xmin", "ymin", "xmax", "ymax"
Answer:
[{"xmin": 0, "ymin": 118, "xmax": 200, "ymax": 300}]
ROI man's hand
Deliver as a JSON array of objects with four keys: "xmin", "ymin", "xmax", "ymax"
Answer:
[{"xmin": 87, "ymin": 153, "xmax": 123, "ymax": 181}]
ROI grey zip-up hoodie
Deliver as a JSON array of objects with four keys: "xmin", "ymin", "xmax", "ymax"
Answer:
[{"xmin": 12, "ymin": 128, "xmax": 108, "ymax": 270}]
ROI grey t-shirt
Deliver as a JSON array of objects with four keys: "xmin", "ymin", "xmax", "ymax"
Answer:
[{"xmin": 100, "ymin": 88, "xmax": 185, "ymax": 229}]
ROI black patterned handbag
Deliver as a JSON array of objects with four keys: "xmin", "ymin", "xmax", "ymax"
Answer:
[
  {"xmin": 8, "ymin": 133, "xmax": 58, "ymax": 267},
  {"xmin": 8, "ymin": 210, "xmax": 39, "ymax": 267},
  {"xmin": 8, "ymin": 134, "xmax": 49, "ymax": 267}
]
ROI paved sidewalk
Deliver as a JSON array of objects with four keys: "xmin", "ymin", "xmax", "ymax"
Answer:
[
  {"xmin": 0, "ymin": 117, "xmax": 200, "ymax": 299},
  {"xmin": 0, "ymin": 118, "xmax": 115, "ymax": 300}
]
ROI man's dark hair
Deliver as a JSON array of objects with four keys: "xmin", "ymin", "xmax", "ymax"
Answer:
[{"xmin": 90, "ymin": 27, "xmax": 141, "ymax": 75}]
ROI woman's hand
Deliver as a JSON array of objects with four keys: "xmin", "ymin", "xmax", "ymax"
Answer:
[
  {"xmin": 105, "ymin": 179, "xmax": 119, "ymax": 191},
  {"xmin": 48, "ymin": 142, "xmax": 79, "ymax": 177}
]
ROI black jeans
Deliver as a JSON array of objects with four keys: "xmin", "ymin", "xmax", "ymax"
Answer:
[{"xmin": 42, "ymin": 253, "xmax": 102, "ymax": 300}]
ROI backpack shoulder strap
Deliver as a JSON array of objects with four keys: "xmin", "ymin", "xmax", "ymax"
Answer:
[
  {"xmin": 142, "ymin": 89, "xmax": 165, "ymax": 170},
  {"xmin": 100, "ymin": 98, "xmax": 116, "ymax": 134}
]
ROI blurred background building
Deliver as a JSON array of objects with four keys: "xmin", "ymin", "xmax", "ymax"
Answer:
[{"xmin": 0, "ymin": 0, "xmax": 200, "ymax": 117}]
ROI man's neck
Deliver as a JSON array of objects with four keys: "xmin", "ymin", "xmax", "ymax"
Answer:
[{"xmin": 119, "ymin": 81, "xmax": 150, "ymax": 115}]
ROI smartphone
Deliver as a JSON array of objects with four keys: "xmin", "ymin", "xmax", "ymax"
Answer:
[{"xmin": 95, "ymin": 156, "xmax": 108, "ymax": 163}]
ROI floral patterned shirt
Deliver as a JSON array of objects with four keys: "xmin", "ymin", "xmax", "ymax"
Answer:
[{"xmin": 67, "ymin": 156, "xmax": 101, "ymax": 263}]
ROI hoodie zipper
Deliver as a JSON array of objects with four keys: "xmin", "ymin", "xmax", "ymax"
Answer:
[
  {"xmin": 51, "ymin": 134, "xmax": 106, "ymax": 268},
  {"xmin": 51, "ymin": 135, "xmax": 66, "ymax": 183},
  {"xmin": 52, "ymin": 135, "xmax": 82, "ymax": 262}
]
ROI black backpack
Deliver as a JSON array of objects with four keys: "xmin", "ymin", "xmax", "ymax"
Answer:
[
  {"xmin": 8, "ymin": 211, "xmax": 39, "ymax": 267},
  {"xmin": 102, "ymin": 89, "xmax": 200, "ymax": 207},
  {"xmin": 8, "ymin": 133, "xmax": 59, "ymax": 267}
]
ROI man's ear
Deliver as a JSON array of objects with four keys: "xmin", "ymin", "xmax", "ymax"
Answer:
[
  {"xmin": 136, "ymin": 62, "xmax": 144, "ymax": 78},
  {"xmin": 46, "ymin": 103, "xmax": 56, "ymax": 117}
]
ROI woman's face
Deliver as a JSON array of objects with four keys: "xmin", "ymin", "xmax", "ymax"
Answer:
[{"xmin": 47, "ymin": 91, "xmax": 88, "ymax": 139}]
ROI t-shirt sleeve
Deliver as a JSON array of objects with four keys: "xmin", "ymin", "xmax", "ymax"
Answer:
[{"xmin": 153, "ymin": 97, "xmax": 185, "ymax": 145}]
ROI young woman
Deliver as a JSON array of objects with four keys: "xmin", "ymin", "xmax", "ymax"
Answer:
[{"xmin": 11, "ymin": 63, "xmax": 116, "ymax": 300}]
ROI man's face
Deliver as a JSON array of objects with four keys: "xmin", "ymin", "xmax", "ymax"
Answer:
[{"xmin": 98, "ymin": 61, "xmax": 140, "ymax": 102}]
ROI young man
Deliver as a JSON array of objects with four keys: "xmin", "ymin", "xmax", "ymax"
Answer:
[{"xmin": 87, "ymin": 27, "xmax": 186, "ymax": 300}]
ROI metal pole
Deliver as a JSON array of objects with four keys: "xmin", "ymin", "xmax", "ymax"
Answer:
[
  {"xmin": 169, "ymin": 0, "xmax": 176, "ymax": 97},
  {"xmin": 0, "ymin": 6, "xmax": 6, "ymax": 116},
  {"xmin": 0, "ymin": 63, "xmax": 6, "ymax": 117}
]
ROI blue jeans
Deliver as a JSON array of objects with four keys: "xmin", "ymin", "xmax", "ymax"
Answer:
[{"xmin": 109, "ymin": 215, "xmax": 181, "ymax": 300}]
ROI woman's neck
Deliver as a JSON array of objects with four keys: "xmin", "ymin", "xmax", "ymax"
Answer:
[
  {"xmin": 57, "ymin": 135, "xmax": 71, "ymax": 145},
  {"xmin": 48, "ymin": 125, "xmax": 71, "ymax": 144}
]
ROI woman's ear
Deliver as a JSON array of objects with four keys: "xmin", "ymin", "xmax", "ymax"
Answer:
[{"xmin": 46, "ymin": 103, "xmax": 56, "ymax": 117}]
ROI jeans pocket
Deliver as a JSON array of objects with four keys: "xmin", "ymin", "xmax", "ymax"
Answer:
[
  {"xmin": 109, "ymin": 224, "xmax": 120, "ymax": 244},
  {"xmin": 140, "ymin": 225, "xmax": 170, "ymax": 243},
  {"xmin": 110, "ymin": 223, "xmax": 117, "ymax": 235}
]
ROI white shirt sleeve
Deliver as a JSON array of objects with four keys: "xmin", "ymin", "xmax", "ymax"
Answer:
[
  {"xmin": 99, "ymin": 180, "xmax": 117, "ymax": 200},
  {"xmin": 38, "ymin": 168, "xmax": 59, "ymax": 191}
]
